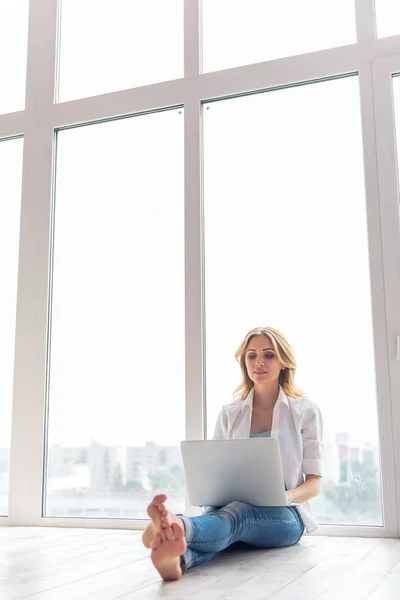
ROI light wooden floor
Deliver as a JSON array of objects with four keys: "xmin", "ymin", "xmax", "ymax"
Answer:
[{"xmin": 0, "ymin": 527, "xmax": 399, "ymax": 600}]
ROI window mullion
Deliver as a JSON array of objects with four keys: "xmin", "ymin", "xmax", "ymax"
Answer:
[
  {"xmin": 8, "ymin": 0, "xmax": 58, "ymax": 525},
  {"xmin": 372, "ymin": 55, "xmax": 400, "ymax": 537},
  {"xmin": 184, "ymin": 0, "xmax": 201, "ymax": 78},
  {"xmin": 355, "ymin": 0, "xmax": 377, "ymax": 43},
  {"xmin": 24, "ymin": 0, "xmax": 59, "ymax": 116},
  {"xmin": 357, "ymin": 62, "xmax": 399, "ymax": 536},
  {"xmin": 0, "ymin": 112, "xmax": 27, "ymax": 141},
  {"xmin": 184, "ymin": 98, "xmax": 204, "ymax": 517}
]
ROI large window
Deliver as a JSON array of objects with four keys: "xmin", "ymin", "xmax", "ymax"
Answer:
[
  {"xmin": 2, "ymin": 1, "xmax": 400, "ymax": 534},
  {"xmin": 45, "ymin": 109, "xmax": 185, "ymax": 518},
  {"xmin": 0, "ymin": 0, "xmax": 29, "ymax": 115},
  {"xmin": 203, "ymin": 76, "xmax": 383, "ymax": 526},
  {"xmin": 0, "ymin": 138, "xmax": 24, "ymax": 516},
  {"xmin": 202, "ymin": 0, "xmax": 356, "ymax": 73},
  {"xmin": 58, "ymin": 0, "xmax": 184, "ymax": 102}
]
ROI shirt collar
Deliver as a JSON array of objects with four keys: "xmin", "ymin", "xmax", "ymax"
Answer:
[{"xmin": 241, "ymin": 386, "xmax": 289, "ymax": 411}]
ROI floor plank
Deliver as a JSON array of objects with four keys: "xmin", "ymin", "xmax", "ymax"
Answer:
[
  {"xmin": 0, "ymin": 527, "xmax": 398, "ymax": 600},
  {"xmin": 317, "ymin": 538, "xmax": 400, "ymax": 600},
  {"xmin": 368, "ymin": 572, "xmax": 400, "ymax": 599}
]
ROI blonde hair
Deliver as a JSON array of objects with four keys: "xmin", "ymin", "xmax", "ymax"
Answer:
[{"xmin": 234, "ymin": 326, "xmax": 305, "ymax": 401}]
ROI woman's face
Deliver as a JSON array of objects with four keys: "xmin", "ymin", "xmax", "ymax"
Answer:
[{"xmin": 244, "ymin": 335, "xmax": 284, "ymax": 386}]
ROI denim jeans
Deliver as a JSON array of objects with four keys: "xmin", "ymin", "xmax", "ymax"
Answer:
[{"xmin": 179, "ymin": 502, "xmax": 304, "ymax": 571}]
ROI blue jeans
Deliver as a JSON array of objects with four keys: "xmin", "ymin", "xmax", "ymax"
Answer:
[{"xmin": 179, "ymin": 502, "xmax": 304, "ymax": 571}]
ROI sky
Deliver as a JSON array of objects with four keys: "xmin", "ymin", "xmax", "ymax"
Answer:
[{"xmin": 2, "ymin": 1, "xmax": 400, "ymax": 469}]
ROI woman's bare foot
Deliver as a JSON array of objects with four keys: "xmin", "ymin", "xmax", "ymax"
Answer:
[
  {"xmin": 142, "ymin": 495, "xmax": 187, "ymax": 581},
  {"xmin": 142, "ymin": 494, "xmax": 184, "ymax": 550},
  {"xmin": 150, "ymin": 522, "xmax": 186, "ymax": 581},
  {"xmin": 142, "ymin": 494, "xmax": 168, "ymax": 549}
]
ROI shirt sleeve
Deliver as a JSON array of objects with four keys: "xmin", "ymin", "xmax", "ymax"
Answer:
[
  {"xmin": 301, "ymin": 403, "xmax": 324, "ymax": 477},
  {"xmin": 213, "ymin": 409, "xmax": 228, "ymax": 439}
]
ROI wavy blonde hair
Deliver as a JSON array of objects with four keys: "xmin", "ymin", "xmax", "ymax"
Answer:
[{"xmin": 234, "ymin": 327, "xmax": 305, "ymax": 401}]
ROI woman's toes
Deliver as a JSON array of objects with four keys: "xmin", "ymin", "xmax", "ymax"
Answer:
[
  {"xmin": 147, "ymin": 495, "xmax": 167, "ymax": 521},
  {"xmin": 164, "ymin": 526, "xmax": 176, "ymax": 541},
  {"xmin": 171, "ymin": 521, "xmax": 185, "ymax": 540}
]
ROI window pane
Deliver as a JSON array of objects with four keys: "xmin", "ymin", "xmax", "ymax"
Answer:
[
  {"xmin": 203, "ymin": 76, "xmax": 383, "ymax": 526},
  {"xmin": 58, "ymin": 0, "xmax": 183, "ymax": 102},
  {"xmin": 202, "ymin": 0, "xmax": 356, "ymax": 73},
  {"xmin": 0, "ymin": 137, "xmax": 24, "ymax": 516},
  {"xmin": 0, "ymin": 1, "xmax": 29, "ymax": 114},
  {"xmin": 45, "ymin": 109, "xmax": 185, "ymax": 519},
  {"xmin": 376, "ymin": 0, "xmax": 400, "ymax": 38}
]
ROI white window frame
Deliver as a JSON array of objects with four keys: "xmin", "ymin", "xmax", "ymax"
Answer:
[{"xmin": 0, "ymin": 0, "xmax": 399, "ymax": 536}]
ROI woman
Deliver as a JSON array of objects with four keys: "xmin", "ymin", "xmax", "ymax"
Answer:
[{"xmin": 142, "ymin": 326, "xmax": 323, "ymax": 581}]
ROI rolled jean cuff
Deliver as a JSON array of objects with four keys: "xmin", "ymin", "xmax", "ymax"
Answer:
[
  {"xmin": 177, "ymin": 513, "xmax": 194, "ymax": 544},
  {"xmin": 176, "ymin": 514, "xmax": 194, "ymax": 571},
  {"xmin": 180, "ymin": 547, "xmax": 193, "ymax": 571}
]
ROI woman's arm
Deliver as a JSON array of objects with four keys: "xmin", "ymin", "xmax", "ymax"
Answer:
[
  {"xmin": 213, "ymin": 409, "xmax": 228, "ymax": 439},
  {"xmin": 288, "ymin": 402, "xmax": 324, "ymax": 504},
  {"xmin": 286, "ymin": 474, "xmax": 322, "ymax": 504}
]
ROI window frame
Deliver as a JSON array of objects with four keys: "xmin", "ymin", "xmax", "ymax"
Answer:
[{"xmin": 0, "ymin": 0, "xmax": 399, "ymax": 536}]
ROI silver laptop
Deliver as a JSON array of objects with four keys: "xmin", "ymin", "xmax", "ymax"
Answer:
[{"xmin": 181, "ymin": 438, "xmax": 295, "ymax": 507}]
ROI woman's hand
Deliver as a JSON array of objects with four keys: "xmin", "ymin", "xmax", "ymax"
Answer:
[{"xmin": 286, "ymin": 475, "xmax": 322, "ymax": 504}]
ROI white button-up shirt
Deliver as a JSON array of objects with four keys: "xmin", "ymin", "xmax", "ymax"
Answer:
[{"xmin": 213, "ymin": 386, "xmax": 324, "ymax": 533}]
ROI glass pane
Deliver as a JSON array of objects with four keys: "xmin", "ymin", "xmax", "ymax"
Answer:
[
  {"xmin": 376, "ymin": 0, "xmax": 400, "ymax": 38},
  {"xmin": 203, "ymin": 76, "xmax": 383, "ymax": 526},
  {"xmin": 0, "ymin": 137, "xmax": 24, "ymax": 516},
  {"xmin": 0, "ymin": 0, "xmax": 29, "ymax": 114},
  {"xmin": 202, "ymin": 0, "xmax": 356, "ymax": 73},
  {"xmin": 45, "ymin": 109, "xmax": 185, "ymax": 519},
  {"xmin": 58, "ymin": 0, "xmax": 183, "ymax": 102}
]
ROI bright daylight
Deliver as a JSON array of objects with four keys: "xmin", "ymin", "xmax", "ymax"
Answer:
[{"xmin": 1, "ymin": 0, "xmax": 400, "ymax": 598}]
